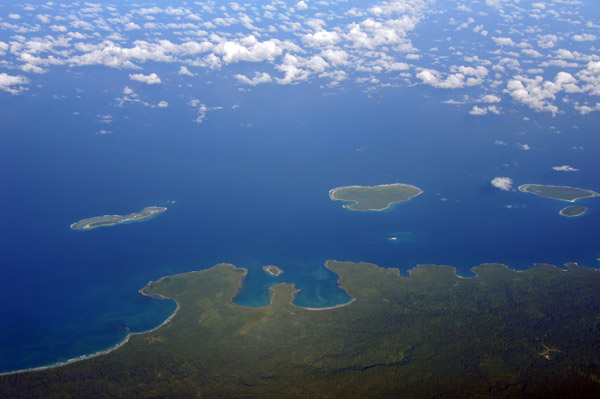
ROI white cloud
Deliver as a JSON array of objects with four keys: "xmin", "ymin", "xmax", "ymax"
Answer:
[
  {"xmin": 196, "ymin": 104, "xmax": 209, "ymax": 123},
  {"xmin": 0, "ymin": 73, "xmax": 29, "ymax": 94},
  {"xmin": 9, "ymin": 13, "xmax": 21, "ymax": 20},
  {"xmin": 572, "ymin": 33, "xmax": 596, "ymax": 42},
  {"xmin": 552, "ymin": 165, "xmax": 579, "ymax": 172},
  {"xmin": 517, "ymin": 143, "xmax": 531, "ymax": 151},
  {"xmin": 157, "ymin": 101, "xmax": 168, "ymax": 108},
  {"xmin": 369, "ymin": 0, "xmax": 426, "ymax": 15},
  {"xmin": 302, "ymin": 30, "xmax": 341, "ymax": 47},
  {"xmin": 505, "ymin": 72, "xmax": 582, "ymax": 114},
  {"xmin": 275, "ymin": 54, "xmax": 324, "ymax": 84},
  {"xmin": 296, "ymin": 1, "xmax": 308, "ymax": 11},
  {"xmin": 574, "ymin": 102, "xmax": 600, "ymax": 115},
  {"xmin": 129, "ymin": 73, "xmax": 161, "ymax": 85},
  {"xmin": 0, "ymin": 41, "xmax": 9, "ymax": 56},
  {"xmin": 96, "ymin": 114, "xmax": 113, "ymax": 124},
  {"xmin": 235, "ymin": 72, "xmax": 272, "ymax": 85},
  {"xmin": 469, "ymin": 105, "xmax": 487, "ymax": 115},
  {"xmin": 213, "ymin": 35, "xmax": 298, "ymax": 64},
  {"xmin": 491, "ymin": 177, "xmax": 513, "ymax": 191},
  {"xmin": 538, "ymin": 34, "xmax": 558, "ymax": 49},
  {"xmin": 417, "ymin": 66, "xmax": 488, "ymax": 89},
  {"xmin": 321, "ymin": 49, "xmax": 350, "ymax": 67},
  {"xmin": 189, "ymin": 101, "xmax": 222, "ymax": 123},
  {"xmin": 577, "ymin": 61, "xmax": 600, "ymax": 95},
  {"xmin": 178, "ymin": 66, "xmax": 194, "ymax": 76},
  {"xmin": 488, "ymin": 105, "xmax": 500, "ymax": 114},
  {"xmin": 125, "ymin": 22, "xmax": 141, "ymax": 31},
  {"xmin": 345, "ymin": 15, "xmax": 420, "ymax": 49},
  {"xmin": 492, "ymin": 37, "xmax": 516, "ymax": 47},
  {"xmin": 36, "ymin": 14, "xmax": 50, "ymax": 23},
  {"xmin": 521, "ymin": 49, "xmax": 542, "ymax": 58},
  {"xmin": 480, "ymin": 94, "xmax": 501, "ymax": 103}
]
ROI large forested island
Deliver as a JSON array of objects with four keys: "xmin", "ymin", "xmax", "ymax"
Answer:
[
  {"xmin": 2, "ymin": 261, "xmax": 600, "ymax": 398},
  {"xmin": 518, "ymin": 184, "xmax": 599, "ymax": 202},
  {"xmin": 70, "ymin": 206, "xmax": 167, "ymax": 231},
  {"xmin": 330, "ymin": 183, "xmax": 423, "ymax": 211}
]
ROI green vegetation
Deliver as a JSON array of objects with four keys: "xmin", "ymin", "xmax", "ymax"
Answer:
[
  {"xmin": 330, "ymin": 183, "xmax": 423, "ymax": 211},
  {"xmin": 518, "ymin": 184, "xmax": 599, "ymax": 202},
  {"xmin": 560, "ymin": 205, "xmax": 588, "ymax": 217},
  {"xmin": 3, "ymin": 261, "xmax": 600, "ymax": 398},
  {"xmin": 70, "ymin": 206, "xmax": 167, "ymax": 231},
  {"xmin": 262, "ymin": 265, "xmax": 284, "ymax": 276}
]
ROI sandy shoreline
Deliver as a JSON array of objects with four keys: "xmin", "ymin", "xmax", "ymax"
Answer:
[
  {"xmin": 262, "ymin": 265, "xmax": 284, "ymax": 276},
  {"xmin": 0, "ymin": 267, "xmax": 192, "ymax": 377},
  {"xmin": 0, "ymin": 295, "xmax": 179, "ymax": 377},
  {"xmin": 294, "ymin": 298, "xmax": 356, "ymax": 311}
]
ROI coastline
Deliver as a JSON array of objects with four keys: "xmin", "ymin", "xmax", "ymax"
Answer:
[
  {"xmin": 0, "ymin": 287, "xmax": 180, "ymax": 377},
  {"xmin": 289, "ymin": 260, "xmax": 357, "ymax": 311},
  {"xmin": 329, "ymin": 183, "xmax": 424, "ymax": 211},
  {"xmin": 5, "ymin": 260, "xmax": 596, "ymax": 376},
  {"xmin": 0, "ymin": 264, "xmax": 238, "ymax": 376}
]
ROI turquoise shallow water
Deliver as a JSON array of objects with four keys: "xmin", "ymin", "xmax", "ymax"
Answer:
[{"xmin": 1, "ymin": 78, "xmax": 599, "ymax": 373}]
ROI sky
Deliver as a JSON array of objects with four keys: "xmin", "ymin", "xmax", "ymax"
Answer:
[{"xmin": 0, "ymin": 0, "xmax": 599, "ymax": 119}]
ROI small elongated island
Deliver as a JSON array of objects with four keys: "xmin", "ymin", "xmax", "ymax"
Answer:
[
  {"xmin": 70, "ymin": 206, "xmax": 167, "ymax": 231},
  {"xmin": 518, "ymin": 184, "xmax": 599, "ymax": 202},
  {"xmin": 330, "ymin": 183, "xmax": 422, "ymax": 211}
]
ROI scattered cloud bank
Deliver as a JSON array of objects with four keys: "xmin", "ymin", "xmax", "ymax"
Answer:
[
  {"xmin": 491, "ymin": 177, "xmax": 513, "ymax": 191},
  {"xmin": 0, "ymin": 0, "xmax": 598, "ymax": 116}
]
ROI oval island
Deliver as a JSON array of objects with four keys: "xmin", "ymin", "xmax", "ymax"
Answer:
[
  {"xmin": 330, "ymin": 183, "xmax": 423, "ymax": 211},
  {"xmin": 518, "ymin": 184, "xmax": 599, "ymax": 202},
  {"xmin": 559, "ymin": 205, "xmax": 588, "ymax": 218}
]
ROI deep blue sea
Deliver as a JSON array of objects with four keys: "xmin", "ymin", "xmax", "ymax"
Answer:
[{"xmin": 1, "ymin": 68, "xmax": 599, "ymax": 373}]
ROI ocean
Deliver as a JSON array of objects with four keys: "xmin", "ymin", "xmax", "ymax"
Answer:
[{"xmin": 1, "ymin": 73, "xmax": 599, "ymax": 373}]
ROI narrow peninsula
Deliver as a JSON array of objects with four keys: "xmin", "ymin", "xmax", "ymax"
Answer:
[
  {"xmin": 70, "ymin": 206, "xmax": 167, "ymax": 231},
  {"xmin": 518, "ymin": 184, "xmax": 599, "ymax": 202},
  {"xmin": 262, "ymin": 265, "xmax": 284, "ymax": 276},
  {"xmin": 330, "ymin": 183, "xmax": 423, "ymax": 211}
]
